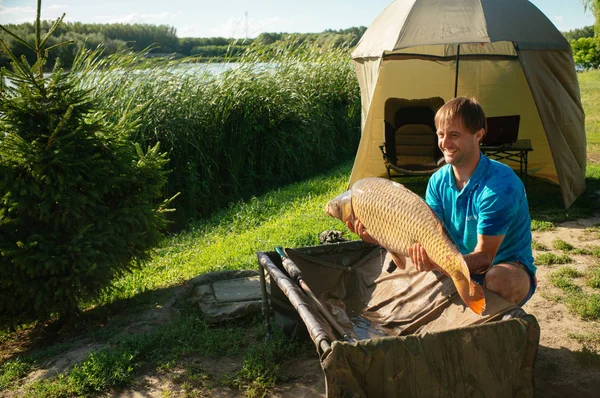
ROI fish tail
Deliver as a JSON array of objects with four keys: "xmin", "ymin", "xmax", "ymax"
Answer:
[{"xmin": 454, "ymin": 276, "xmax": 486, "ymax": 315}]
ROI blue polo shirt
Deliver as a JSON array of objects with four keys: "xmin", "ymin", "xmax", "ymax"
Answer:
[{"xmin": 426, "ymin": 154, "xmax": 535, "ymax": 276}]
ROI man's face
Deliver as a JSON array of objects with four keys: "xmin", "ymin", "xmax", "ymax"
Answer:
[{"xmin": 436, "ymin": 117, "xmax": 484, "ymax": 169}]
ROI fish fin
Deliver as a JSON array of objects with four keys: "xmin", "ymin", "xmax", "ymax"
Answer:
[{"xmin": 454, "ymin": 277, "xmax": 486, "ymax": 316}]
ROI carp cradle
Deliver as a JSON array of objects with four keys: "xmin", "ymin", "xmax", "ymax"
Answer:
[{"xmin": 257, "ymin": 240, "xmax": 539, "ymax": 397}]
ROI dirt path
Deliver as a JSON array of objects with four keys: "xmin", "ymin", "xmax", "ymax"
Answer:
[{"xmin": 525, "ymin": 216, "xmax": 600, "ymax": 398}]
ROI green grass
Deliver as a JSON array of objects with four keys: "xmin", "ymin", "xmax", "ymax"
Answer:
[
  {"xmin": 546, "ymin": 266, "xmax": 600, "ymax": 321},
  {"xmin": 552, "ymin": 266, "xmax": 584, "ymax": 279},
  {"xmin": 552, "ymin": 239, "xmax": 575, "ymax": 252},
  {"xmin": 90, "ymin": 162, "xmax": 353, "ymax": 307},
  {"xmin": 18, "ymin": 315, "xmax": 303, "ymax": 397},
  {"xmin": 0, "ymin": 358, "xmax": 31, "ymax": 391},
  {"xmin": 588, "ymin": 267, "xmax": 600, "ymax": 289},
  {"xmin": 549, "ymin": 267, "xmax": 583, "ymax": 292},
  {"xmin": 551, "ymin": 239, "xmax": 597, "ymax": 255},
  {"xmin": 582, "ymin": 224, "xmax": 600, "ymax": 240},
  {"xmin": 530, "ymin": 220, "xmax": 555, "ymax": 232},
  {"xmin": 579, "ymin": 70, "xmax": 600, "ymax": 152},
  {"xmin": 535, "ymin": 253, "xmax": 574, "ymax": 265},
  {"xmin": 565, "ymin": 293, "xmax": 600, "ymax": 320},
  {"xmin": 0, "ymin": 162, "xmax": 351, "ymax": 395}
]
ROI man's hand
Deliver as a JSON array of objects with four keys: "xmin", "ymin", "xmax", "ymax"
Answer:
[
  {"xmin": 346, "ymin": 218, "xmax": 380, "ymax": 246},
  {"xmin": 408, "ymin": 243, "xmax": 448, "ymax": 276},
  {"xmin": 347, "ymin": 219, "xmax": 406, "ymax": 271}
]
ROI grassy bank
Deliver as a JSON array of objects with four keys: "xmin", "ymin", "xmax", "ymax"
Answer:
[{"xmin": 0, "ymin": 162, "xmax": 353, "ymax": 396}]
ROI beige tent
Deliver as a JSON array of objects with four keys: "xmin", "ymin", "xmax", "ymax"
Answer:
[{"xmin": 349, "ymin": 0, "xmax": 586, "ymax": 208}]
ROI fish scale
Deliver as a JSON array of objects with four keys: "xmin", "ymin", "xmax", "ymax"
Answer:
[
  {"xmin": 352, "ymin": 178, "xmax": 465, "ymax": 278},
  {"xmin": 326, "ymin": 177, "xmax": 486, "ymax": 315}
]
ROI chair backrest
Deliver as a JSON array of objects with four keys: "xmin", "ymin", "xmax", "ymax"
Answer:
[
  {"xmin": 383, "ymin": 97, "xmax": 444, "ymax": 165},
  {"xmin": 395, "ymin": 124, "xmax": 437, "ymax": 157}
]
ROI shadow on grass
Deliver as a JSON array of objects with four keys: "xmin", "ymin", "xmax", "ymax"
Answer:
[
  {"xmin": 528, "ymin": 173, "xmax": 600, "ymax": 223},
  {"xmin": 0, "ymin": 284, "xmax": 186, "ymax": 365}
]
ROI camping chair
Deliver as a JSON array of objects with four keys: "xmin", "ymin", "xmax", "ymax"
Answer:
[{"xmin": 379, "ymin": 97, "xmax": 445, "ymax": 181}]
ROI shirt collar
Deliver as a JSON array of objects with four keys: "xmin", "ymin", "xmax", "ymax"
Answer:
[
  {"xmin": 468, "ymin": 152, "xmax": 489, "ymax": 187},
  {"xmin": 446, "ymin": 152, "xmax": 489, "ymax": 193}
]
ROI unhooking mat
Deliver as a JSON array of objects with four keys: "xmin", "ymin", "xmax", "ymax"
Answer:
[{"xmin": 258, "ymin": 241, "xmax": 539, "ymax": 398}]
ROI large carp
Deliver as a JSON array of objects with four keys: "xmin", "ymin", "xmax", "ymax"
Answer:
[{"xmin": 326, "ymin": 177, "xmax": 486, "ymax": 315}]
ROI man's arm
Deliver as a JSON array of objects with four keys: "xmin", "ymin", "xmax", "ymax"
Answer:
[
  {"xmin": 464, "ymin": 234, "xmax": 504, "ymax": 274},
  {"xmin": 409, "ymin": 233, "xmax": 504, "ymax": 275}
]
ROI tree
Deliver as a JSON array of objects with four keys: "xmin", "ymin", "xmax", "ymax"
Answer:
[
  {"xmin": 582, "ymin": 0, "xmax": 600, "ymax": 37},
  {"xmin": 571, "ymin": 37, "xmax": 600, "ymax": 69},
  {"xmin": 0, "ymin": 0, "xmax": 172, "ymax": 326},
  {"xmin": 563, "ymin": 25, "xmax": 594, "ymax": 41}
]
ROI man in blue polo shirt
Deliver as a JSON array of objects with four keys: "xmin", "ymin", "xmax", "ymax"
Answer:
[
  {"xmin": 350, "ymin": 96, "xmax": 536, "ymax": 307},
  {"xmin": 410, "ymin": 96, "xmax": 536, "ymax": 306}
]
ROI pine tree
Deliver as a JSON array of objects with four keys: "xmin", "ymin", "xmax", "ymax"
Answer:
[{"xmin": 0, "ymin": 0, "xmax": 172, "ymax": 325}]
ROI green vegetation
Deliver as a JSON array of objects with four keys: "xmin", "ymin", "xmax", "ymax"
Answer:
[
  {"xmin": 0, "ymin": 9, "xmax": 171, "ymax": 326},
  {"xmin": 530, "ymin": 220, "xmax": 555, "ymax": 232},
  {"xmin": 547, "ymin": 265, "xmax": 600, "ymax": 321},
  {"xmin": 75, "ymin": 43, "xmax": 361, "ymax": 227},
  {"xmin": 588, "ymin": 267, "xmax": 600, "ymax": 288},
  {"xmin": 571, "ymin": 37, "xmax": 600, "ymax": 70},
  {"xmin": 0, "ymin": 18, "xmax": 366, "ymax": 69},
  {"xmin": 0, "ymin": 359, "xmax": 31, "ymax": 390},
  {"xmin": 2, "ymin": 2, "xmax": 600, "ymax": 394},
  {"xmin": 549, "ymin": 267, "xmax": 584, "ymax": 292},
  {"xmin": 550, "ymin": 239, "xmax": 596, "ymax": 255},
  {"xmin": 535, "ymin": 253, "xmax": 574, "ymax": 266},
  {"xmin": 18, "ymin": 315, "xmax": 304, "ymax": 397},
  {"xmin": 582, "ymin": 1, "xmax": 600, "ymax": 38},
  {"xmin": 562, "ymin": 25, "xmax": 595, "ymax": 41},
  {"xmin": 0, "ymin": 162, "xmax": 349, "ymax": 395},
  {"xmin": 94, "ymin": 162, "xmax": 352, "ymax": 307},
  {"xmin": 565, "ymin": 294, "xmax": 600, "ymax": 320},
  {"xmin": 579, "ymin": 70, "xmax": 600, "ymax": 157},
  {"xmin": 583, "ymin": 224, "xmax": 600, "ymax": 240},
  {"xmin": 552, "ymin": 239, "xmax": 575, "ymax": 252}
]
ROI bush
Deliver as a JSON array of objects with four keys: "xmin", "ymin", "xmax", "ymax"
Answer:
[
  {"xmin": 0, "ymin": 9, "xmax": 171, "ymax": 325},
  {"xmin": 571, "ymin": 37, "xmax": 600, "ymax": 70}
]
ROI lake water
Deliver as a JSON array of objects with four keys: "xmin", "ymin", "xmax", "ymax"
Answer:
[{"xmin": 2, "ymin": 62, "xmax": 271, "ymax": 88}]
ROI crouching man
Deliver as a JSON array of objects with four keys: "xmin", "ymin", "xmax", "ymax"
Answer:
[{"xmin": 349, "ymin": 96, "xmax": 536, "ymax": 307}]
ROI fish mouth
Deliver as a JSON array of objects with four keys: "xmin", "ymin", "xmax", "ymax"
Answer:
[{"xmin": 325, "ymin": 204, "xmax": 334, "ymax": 217}]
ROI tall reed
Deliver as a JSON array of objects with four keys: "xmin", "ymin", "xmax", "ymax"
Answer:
[{"xmin": 75, "ymin": 44, "xmax": 361, "ymax": 227}]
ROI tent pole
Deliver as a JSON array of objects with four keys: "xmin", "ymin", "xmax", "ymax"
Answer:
[{"xmin": 454, "ymin": 43, "xmax": 461, "ymax": 98}]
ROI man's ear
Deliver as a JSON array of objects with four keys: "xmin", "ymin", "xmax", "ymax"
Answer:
[{"xmin": 475, "ymin": 128, "xmax": 485, "ymax": 143}]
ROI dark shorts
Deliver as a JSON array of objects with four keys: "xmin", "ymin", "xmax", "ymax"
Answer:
[{"xmin": 471, "ymin": 262, "xmax": 537, "ymax": 307}]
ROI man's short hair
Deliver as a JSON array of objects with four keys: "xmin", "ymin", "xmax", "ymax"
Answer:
[{"xmin": 435, "ymin": 96, "xmax": 487, "ymax": 135}]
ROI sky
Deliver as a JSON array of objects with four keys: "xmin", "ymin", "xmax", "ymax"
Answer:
[{"xmin": 0, "ymin": 0, "xmax": 595, "ymax": 39}]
